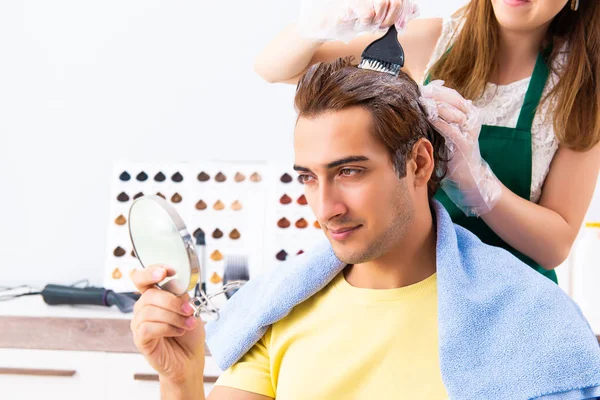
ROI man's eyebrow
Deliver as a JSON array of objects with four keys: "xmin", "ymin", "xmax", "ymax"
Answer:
[
  {"xmin": 325, "ymin": 156, "xmax": 369, "ymax": 169},
  {"xmin": 293, "ymin": 156, "xmax": 370, "ymax": 173}
]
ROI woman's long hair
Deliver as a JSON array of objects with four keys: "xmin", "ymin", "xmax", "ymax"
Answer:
[{"xmin": 426, "ymin": 0, "xmax": 600, "ymax": 151}]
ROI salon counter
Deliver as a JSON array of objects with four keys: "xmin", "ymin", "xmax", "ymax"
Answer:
[
  {"xmin": 2, "ymin": 294, "xmax": 600, "ymax": 351},
  {"xmin": 0, "ymin": 295, "xmax": 216, "ymax": 354},
  {"xmin": 0, "ymin": 296, "xmax": 219, "ymax": 400}
]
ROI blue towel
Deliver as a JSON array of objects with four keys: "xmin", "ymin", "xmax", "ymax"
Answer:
[{"xmin": 205, "ymin": 200, "xmax": 600, "ymax": 399}]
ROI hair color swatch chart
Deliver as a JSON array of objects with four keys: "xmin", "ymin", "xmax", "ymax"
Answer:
[{"xmin": 104, "ymin": 162, "xmax": 326, "ymax": 293}]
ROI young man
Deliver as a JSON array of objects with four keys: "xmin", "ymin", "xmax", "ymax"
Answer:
[
  {"xmin": 212, "ymin": 58, "xmax": 449, "ymax": 399},
  {"xmin": 130, "ymin": 58, "xmax": 600, "ymax": 400}
]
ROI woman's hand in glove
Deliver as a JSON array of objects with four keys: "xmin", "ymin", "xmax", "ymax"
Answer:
[
  {"xmin": 419, "ymin": 80, "xmax": 503, "ymax": 217},
  {"xmin": 296, "ymin": 0, "xmax": 420, "ymax": 43}
]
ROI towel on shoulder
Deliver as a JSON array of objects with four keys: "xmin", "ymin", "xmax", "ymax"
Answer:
[{"xmin": 206, "ymin": 200, "xmax": 600, "ymax": 400}]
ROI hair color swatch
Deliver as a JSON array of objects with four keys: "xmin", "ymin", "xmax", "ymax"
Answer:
[
  {"xmin": 171, "ymin": 172, "xmax": 183, "ymax": 183},
  {"xmin": 193, "ymin": 228, "xmax": 204, "ymax": 238},
  {"xmin": 280, "ymin": 173, "xmax": 293, "ymax": 183},
  {"xmin": 215, "ymin": 172, "xmax": 226, "ymax": 182},
  {"xmin": 280, "ymin": 194, "xmax": 292, "ymax": 205},
  {"xmin": 231, "ymin": 200, "xmax": 243, "ymax": 211},
  {"xmin": 295, "ymin": 218, "xmax": 308, "ymax": 229},
  {"xmin": 112, "ymin": 268, "xmax": 122, "ymax": 279},
  {"xmin": 276, "ymin": 250, "xmax": 288, "ymax": 261},
  {"xmin": 154, "ymin": 172, "xmax": 166, "ymax": 182},
  {"xmin": 171, "ymin": 193, "xmax": 182, "ymax": 203},
  {"xmin": 197, "ymin": 172, "xmax": 210, "ymax": 182},
  {"xmin": 195, "ymin": 200, "xmax": 207, "ymax": 210},
  {"xmin": 234, "ymin": 172, "xmax": 246, "ymax": 182},
  {"xmin": 136, "ymin": 172, "xmax": 148, "ymax": 182},
  {"xmin": 212, "ymin": 228, "xmax": 223, "ymax": 239},
  {"xmin": 297, "ymin": 194, "xmax": 307, "ymax": 205},
  {"xmin": 119, "ymin": 171, "xmax": 130, "ymax": 181},
  {"xmin": 113, "ymin": 247, "xmax": 126, "ymax": 257},
  {"xmin": 210, "ymin": 272, "xmax": 223, "ymax": 284},
  {"xmin": 250, "ymin": 172, "xmax": 262, "ymax": 182},
  {"xmin": 277, "ymin": 218, "xmax": 291, "ymax": 228},
  {"xmin": 210, "ymin": 250, "xmax": 223, "ymax": 261}
]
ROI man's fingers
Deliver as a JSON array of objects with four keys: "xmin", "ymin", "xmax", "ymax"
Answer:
[
  {"xmin": 133, "ymin": 321, "xmax": 186, "ymax": 348},
  {"xmin": 133, "ymin": 288, "xmax": 195, "ymax": 318},
  {"xmin": 132, "ymin": 303, "xmax": 197, "ymax": 333},
  {"xmin": 129, "ymin": 265, "xmax": 177, "ymax": 293}
]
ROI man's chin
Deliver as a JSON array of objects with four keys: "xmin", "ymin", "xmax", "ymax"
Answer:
[{"xmin": 330, "ymin": 244, "xmax": 369, "ymax": 265}]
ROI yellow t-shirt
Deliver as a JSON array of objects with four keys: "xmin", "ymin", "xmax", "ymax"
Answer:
[{"xmin": 215, "ymin": 271, "xmax": 448, "ymax": 399}]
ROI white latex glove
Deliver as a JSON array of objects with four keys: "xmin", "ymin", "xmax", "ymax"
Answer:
[
  {"xmin": 296, "ymin": 0, "xmax": 420, "ymax": 43},
  {"xmin": 419, "ymin": 80, "xmax": 503, "ymax": 217}
]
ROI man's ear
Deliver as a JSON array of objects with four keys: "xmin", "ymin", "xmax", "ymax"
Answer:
[{"xmin": 409, "ymin": 138, "xmax": 435, "ymax": 189}]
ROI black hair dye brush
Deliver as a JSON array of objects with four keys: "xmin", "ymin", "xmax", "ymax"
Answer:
[{"xmin": 358, "ymin": 25, "xmax": 405, "ymax": 76}]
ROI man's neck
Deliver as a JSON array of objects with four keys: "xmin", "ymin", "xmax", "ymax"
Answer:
[{"xmin": 344, "ymin": 203, "xmax": 437, "ymax": 290}]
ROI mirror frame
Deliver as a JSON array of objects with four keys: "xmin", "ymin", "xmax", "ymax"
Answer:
[{"xmin": 128, "ymin": 195, "xmax": 200, "ymax": 296}]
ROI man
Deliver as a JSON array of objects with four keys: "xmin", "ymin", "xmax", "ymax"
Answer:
[{"xmin": 130, "ymin": 58, "xmax": 600, "ymax": 399}]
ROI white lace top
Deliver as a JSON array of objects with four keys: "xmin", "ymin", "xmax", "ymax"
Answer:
[{"xmin": 425, "ymin": 17, "xmax": 568, "ymax": 203}]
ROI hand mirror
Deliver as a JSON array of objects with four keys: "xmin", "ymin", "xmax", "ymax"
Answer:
[{"xmin": 128, "ymin": 194, "xmax": 245, "ymax": 319}]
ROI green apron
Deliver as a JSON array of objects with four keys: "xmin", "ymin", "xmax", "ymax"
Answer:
[{"xmin": 427, "ymin": 48, "xmax": 558, "ymax": 284}]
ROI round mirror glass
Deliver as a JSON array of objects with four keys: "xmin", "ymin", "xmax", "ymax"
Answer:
[{"xmin": 128, "ymin": 195, "xmax": 199, "ymax": 296}]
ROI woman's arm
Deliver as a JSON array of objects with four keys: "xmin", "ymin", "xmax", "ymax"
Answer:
[
  {"xmin": 481, "ymin": 143, "xmax": 600, "ymax": 270},
  {"xmin": 253, "ymin": 18, "xmax": 443, "ymax": 85}
]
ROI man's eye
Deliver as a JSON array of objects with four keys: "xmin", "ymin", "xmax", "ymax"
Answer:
[
  {"xmin": 340, "ymin": 168, "xmax": 361, "ymax": 177},
  {"xmin": 297, "ymin": 174, "xmax": 314, "ymax": 184}
]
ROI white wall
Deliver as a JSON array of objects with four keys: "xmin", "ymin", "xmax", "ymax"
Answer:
[{"xmin": 3, "ymin": 0, "xmax": 597, "ymax": 290}]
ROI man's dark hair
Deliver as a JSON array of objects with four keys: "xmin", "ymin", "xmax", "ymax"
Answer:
[{"xmin": 294, "ymin": 57, "xmax": 448, "ymax": 198}]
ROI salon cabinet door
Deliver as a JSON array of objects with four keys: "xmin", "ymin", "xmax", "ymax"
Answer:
[
  {"xmin": 0, "ymin": 348, "xmax": 106, "ymax": 400},
  {"xmin": 105, "ymin": 352, "xmax": 222, "ymax": 398}
]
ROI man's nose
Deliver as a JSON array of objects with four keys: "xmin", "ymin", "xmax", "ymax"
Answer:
[{"xmin": 314, "ymin": 180, "xmax": 347, "ymax": 223}]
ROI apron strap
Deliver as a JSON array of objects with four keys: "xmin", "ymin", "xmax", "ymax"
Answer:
[{"xmin": 515, "ymin": 46, "xmax": 552, "ymax": 131}]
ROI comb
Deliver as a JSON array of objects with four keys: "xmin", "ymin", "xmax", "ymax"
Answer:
[{"xmin": 223, "ymin": 254, "xmax": 250, "ymax": 299}]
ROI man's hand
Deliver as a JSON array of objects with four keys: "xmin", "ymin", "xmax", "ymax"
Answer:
[{"xmin": 130, "ymin": 265, "xmax": 206, "ymax": 399}]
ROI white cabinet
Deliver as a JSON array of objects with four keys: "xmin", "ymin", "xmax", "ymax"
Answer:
[
  {"xmin": 105, "ymin": 352, "xmax": 220, "ymax": 399},
  {"xmin": 0, "ymin": 349, "xmax": 222, "ymax": 399},
  {"xmin": 0, "ymin": 349, "xmax": 106, "ymax": 400}
]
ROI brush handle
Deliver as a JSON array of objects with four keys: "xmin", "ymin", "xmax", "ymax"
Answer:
[{"xmin": 41, "ymin": 284, "xmax": 108, "ymax": 307}]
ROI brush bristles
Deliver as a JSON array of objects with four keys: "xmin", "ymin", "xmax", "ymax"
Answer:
[
  {"xmin": 224, "ymin": 255, "xmax": 250, "ymax": 282},
  {"xmin": 358, "ymin": 58, "xmax": 401, "ymax": 76}
]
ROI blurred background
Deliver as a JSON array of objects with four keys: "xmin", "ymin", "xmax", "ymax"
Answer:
[
  {"xmin": 0, "ymin": 0, "xmax": 597, "ymax": 308},
  {"xmin": 0, "ymin": 0, "xmax": 472, "ymax": 287}
]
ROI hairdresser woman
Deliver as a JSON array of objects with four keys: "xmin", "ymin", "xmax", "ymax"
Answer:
[{"xmin": 254, "ymin": 0, "xmax": 600, "ymax": 283}]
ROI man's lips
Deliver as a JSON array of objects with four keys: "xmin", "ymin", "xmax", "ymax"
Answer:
[
  {"xmin": 328, "ymin": 226, "xmax": 360, "ymax": 234},
  {"xmin": 327, "ymin": 225, "xmax": 362, "ymax": 240}
]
